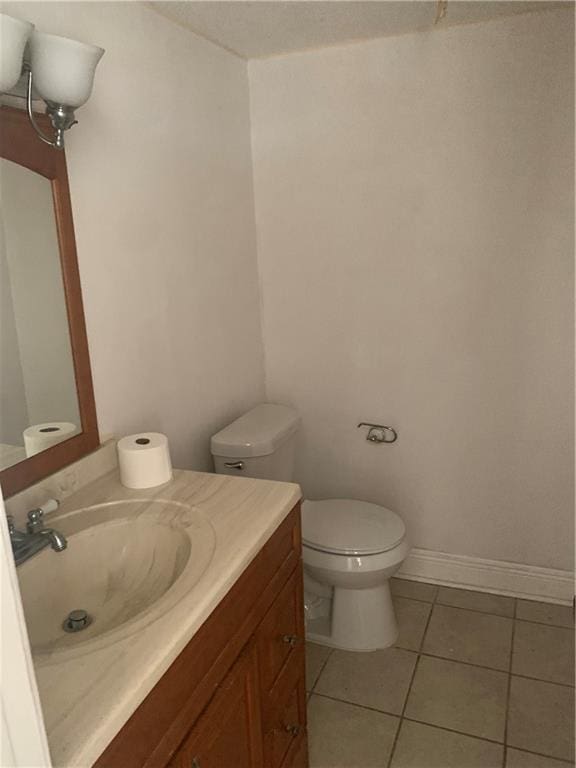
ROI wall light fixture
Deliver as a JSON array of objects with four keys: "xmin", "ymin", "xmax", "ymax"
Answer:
[{"xmin": 0, "ymin": 13, "xmax": 104, "ymax": 149}]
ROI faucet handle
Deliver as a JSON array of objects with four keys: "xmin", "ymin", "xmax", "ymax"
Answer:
[
  {"xmin": 27, "ymin": 508, "xmax": 44, "ymax": 533},
  {"xmin": 26, "ymin": 499, "xmax": 59, "ymax": 533},
  {"xmin": 40, "ymin": 498, "xmax": 59, "ymax": 516}
]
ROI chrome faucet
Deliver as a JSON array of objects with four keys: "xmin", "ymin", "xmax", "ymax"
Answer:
[{"xmin": 7, "ymin": 499, "xmax": 67, "ymax": 566}]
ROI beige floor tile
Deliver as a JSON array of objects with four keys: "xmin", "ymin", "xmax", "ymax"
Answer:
[
  {"xmin": 422, "ymin": 604, "xmax": 513, "ymax": 670},
  {"xmin": 405, "ymin": 655, "xmax": 508, "ymax": 741},
  {"xmin": 306, "ymin": 642, "xmax": 332, "ymax": 691},
  {"xmin": 437, "ymin": 586, "xmax": 515, "ymax": 617},
  {"xmin": 390, "ymin": 720, "xmax": 503, "ymax": 768},
  {"xmin": 507, "ymin": 676, "xmax": 575, "ymax": 762},
  {"xmin": 307, "ymin": 694, "xmax": 399, "ymax": 768},
  {"xmin": 394, "ymin": 597, "xmax": 432, "ymax": 652},
  {"xmin": 512, "ymin": 621, "xmax": 575, "ymax": 686},
  {"xmin": 516, "ymin": 600, "xmax": 574, "ymax": 629},
  {"xmin": 315, "ymin": 647, "xmax": 417, "ymax": 715},
  {"xmin": 391, "ymin": 578, "xmax": 438, "ymax": 603},
  {"xmin": 506, "ymin": 747, "xmax": 574, "ymax": 768}
]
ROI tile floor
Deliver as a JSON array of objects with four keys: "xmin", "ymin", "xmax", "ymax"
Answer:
[{"xmin": 306, "ymin": 579, "xmax": 575, "ymax": 768}]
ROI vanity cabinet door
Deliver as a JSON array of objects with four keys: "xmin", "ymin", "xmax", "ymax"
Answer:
[{"xmin": 170, "ymin": 642, "xmax": 263, "ymax": 768}]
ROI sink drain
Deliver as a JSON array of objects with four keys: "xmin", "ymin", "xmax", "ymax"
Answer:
[{"xmin": 62, "ymin": 609, "xmax": 93, "ymax": 633}]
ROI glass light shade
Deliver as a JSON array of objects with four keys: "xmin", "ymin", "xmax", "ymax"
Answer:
[
  {"xmin": 30, "ymin": 31, "xmax": 104, "ymax": 108},
  {"xmin": 0, "ymin": 13, "xmax": 34, "ymax": 93}
]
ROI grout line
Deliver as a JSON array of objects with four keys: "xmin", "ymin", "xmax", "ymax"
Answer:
[
  {"xmin": 311, "ymin": 691, "xmax": 402, "ymax": 720},
  {"xmin": 419, "ymin": 597, "xmax": 436, "ymax": 653},
  {"xmin": 502, "ymin": 597, "xmax": 517, "ymax": 768},
  {"xmin": 395, "ymin": 584, "xmax": 576, "ymax": 628},
  {"xmin": 514, "ymin": 752, "xmax": 575, "ymax": 766},
  {"xmin": 385, "ymin": 655, "xmax": 421, "ymax": 768},
  {"xmin": 435, "ymin": 601, "xmax": 516, "ymax": 620},
  {"xmin": 397, "ymin": 580, "xmax": 575, "ymax": 627},
  {"xmin": 404, "ymin": 651, "xmax": 575, "ymax": 689},
  {"xmin": 392, "ymin": 594, "xmax": 436, "ymax": 606},
  {"xmin": 386, "ymin": 591, "xmax": 437, "ymax": 768},
  {"xmin": 396, "ymin": 593, "xmax": 575, "ymax": 628},
  {"xmin": 514, "ymin": 616, "xmax": 576, "ymax": 632},
  {"xmin": 402, "ymin": 716, "xmax": 575, "ymax": 764},
  {"xmin": 436, "ymin": 598, "xmax": 516, "ymax": 621},
  {"xmin": 309, "ymin": 646, "xmax": 334, "ymax": 695},
  {"xmin": 401, "ymin": 715, "xmax": 506, "ymax": 747},
  {"xmin": 417, "ymin": 651, "xmax": 510, "ymax": 676},
  {"xmin": 493, "ymin": 742, "xmax": 575, "ymax": 766},
  {"xmin": 508, "ymin": 671, "xmax": 575, "ymax": 689}
]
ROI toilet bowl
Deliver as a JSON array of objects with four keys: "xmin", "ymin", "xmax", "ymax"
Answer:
[
  {"xmin": 210, "ymin": 403, "xmax": 410, "ymax": 652},
  {"xmin": 302, "ymin": 499, "xmax": 409, "ymax": 650}
]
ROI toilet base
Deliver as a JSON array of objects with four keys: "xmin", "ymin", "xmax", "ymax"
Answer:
[{"xmin": 305, "ymin": 581, "xmax": 398, "ymax": 652}]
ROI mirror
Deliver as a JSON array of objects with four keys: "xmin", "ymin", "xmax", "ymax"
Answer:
[
  {"xmin": 1, "ymin": 159, "xmax": 81, "ymax": 470},
  {"xmin": 0, "ymin": 106, "xmax": 99, "ymax": 497}
]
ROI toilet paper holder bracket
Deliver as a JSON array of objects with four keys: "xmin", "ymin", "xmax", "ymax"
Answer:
[{"xmin": 357, "ymin": 422, "xmax": 398, "ymax": 444}]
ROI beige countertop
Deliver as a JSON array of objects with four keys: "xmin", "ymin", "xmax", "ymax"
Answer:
[{"xmin": 30, "ymin": 467, "xmax": 301, "ymax": 767}]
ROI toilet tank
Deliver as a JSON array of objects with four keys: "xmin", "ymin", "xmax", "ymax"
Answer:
[{"xmin": 211, "ymin": 404, "xmax": 300, "ymax": 482}]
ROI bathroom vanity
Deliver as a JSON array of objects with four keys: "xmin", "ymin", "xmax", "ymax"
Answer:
[
  {"xmin": 8, "ymin": 461, "xmax": 306, "ymax": 767},
  {"xmin": 94, "ymin": 498, "xmax": 307, "ymax": 768}
]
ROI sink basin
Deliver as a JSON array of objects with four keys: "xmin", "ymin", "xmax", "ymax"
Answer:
[{"xmin": 17, "ymin": 499, "xmax": 216, "ymax": 662}]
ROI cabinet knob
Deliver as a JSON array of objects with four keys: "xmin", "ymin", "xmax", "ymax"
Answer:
[
  {"xmin": 191, "ymin": 758, "xmax": 200, "ymax": 768},
  {"xmin": 282, "ymin": 634, "xmax": 300, "ymax": 648},
  {"xmin": 284, "ymin": 724, "xmax": 300, "ymax": 738}
]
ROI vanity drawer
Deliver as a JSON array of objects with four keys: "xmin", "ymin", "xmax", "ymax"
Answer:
[
  {"xmin": 263, "ymin": 674, "xmax": 307, "ymax": 768},
  {"xmin": 258, "ymin": 565, "xmax": 305, "ymax": 697}
]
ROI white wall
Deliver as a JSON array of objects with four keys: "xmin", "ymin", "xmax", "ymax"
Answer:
[
  {"xmin": 249, "ymin": 10, "xmax": 574, "ymax": 571},
  {"xmin": 2, "ymin": 0, "xmax": 265, "ymax": 471}
]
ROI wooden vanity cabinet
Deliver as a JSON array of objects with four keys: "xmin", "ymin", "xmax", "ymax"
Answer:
[{"xmin": 94, "ymin": 503, "xmax": 308, "ymax": 768}]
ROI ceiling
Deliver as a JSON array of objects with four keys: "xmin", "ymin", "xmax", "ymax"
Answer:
[{"xmin": 149, "ymin": 1, "xmax": 571, "ymax": 59}]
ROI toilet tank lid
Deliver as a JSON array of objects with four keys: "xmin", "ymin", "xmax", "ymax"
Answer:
[{"xmin": 211, "ymin": 404, "xmax": 300, "ymax": 458}]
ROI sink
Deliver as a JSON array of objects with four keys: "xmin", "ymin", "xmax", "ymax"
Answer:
[{"xmin": 17, "ymin": 499, "xmax": 216, "ymax": 662}]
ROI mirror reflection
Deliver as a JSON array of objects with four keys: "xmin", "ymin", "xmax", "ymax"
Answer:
[{"xmin": 0, "ymin": 158, "xmax": 80, "ymax": 471}]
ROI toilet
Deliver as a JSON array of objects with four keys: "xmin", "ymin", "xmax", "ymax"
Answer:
[{"xmin": 211, "ymin": 403, "xmax": 410, "ymax": 651}]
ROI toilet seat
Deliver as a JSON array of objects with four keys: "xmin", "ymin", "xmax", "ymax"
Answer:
[{"xmin": 302, "ymin": 499, "xmax": 406, "ymax": 556}]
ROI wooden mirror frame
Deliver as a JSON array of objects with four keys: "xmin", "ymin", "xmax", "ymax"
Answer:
[{"xmin": 0, "ymin": 106, "xmax": 99, "ymax": 498}]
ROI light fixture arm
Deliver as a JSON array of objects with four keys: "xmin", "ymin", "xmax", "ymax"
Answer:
[
  {"xmin": 25, "ymin": 65, "xmax": 77, "ymax": 150},
  {"xmin": 26, "ymin": 67, "xmax": 56, "ymax": 147}
]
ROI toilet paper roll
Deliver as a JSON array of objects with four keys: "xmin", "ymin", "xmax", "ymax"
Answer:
[
  {"xmin": 117, "ymin": 432, "xmax": 173, "ymax": 489},
  {"xmin": 23, "ymin": 422, "xmax": 78, "ymax": 457}
]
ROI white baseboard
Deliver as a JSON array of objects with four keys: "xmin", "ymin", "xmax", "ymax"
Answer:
[{"xmin": 399, "ymin": 548, "xmax": 574, "ymax": 606}]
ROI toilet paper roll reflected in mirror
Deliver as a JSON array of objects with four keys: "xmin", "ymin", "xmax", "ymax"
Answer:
[
  {"xmin": 23, "ymin": 422, "xmax": 78, "ymax": 457},
  {"xmin": 117, "ymin": 432, "xmax": 172, "ymax": 489}
]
